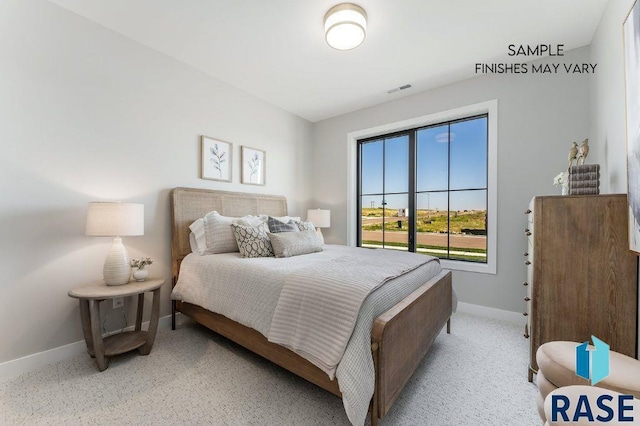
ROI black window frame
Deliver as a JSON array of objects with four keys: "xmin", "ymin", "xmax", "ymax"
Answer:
[{"xmin": 357, "ymin": 113, "xmax": 489, "ymax": 263}]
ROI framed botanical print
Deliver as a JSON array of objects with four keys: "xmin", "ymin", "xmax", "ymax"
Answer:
[
  {"xmin": 241, "ymin": 146, "xmax": 266, "ymax": 186},
  {"xmin": 201, "ymin": 136, "xmax": 232, "ymax": 182},
  {"xmin": 624, "ymin": 0, "xmax": 640, "ymax": 254}
]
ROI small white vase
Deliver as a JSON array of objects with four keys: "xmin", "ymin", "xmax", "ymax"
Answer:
[
  {"xmin": 133, "ymin": 268, "xmax": 149, "ymax": 282},
  {"xmin": 561, "ymin": 183, "xmax": 569, "ymax": 196}
]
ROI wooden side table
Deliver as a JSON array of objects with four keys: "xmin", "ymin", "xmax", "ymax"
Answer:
[{"xmin": 68, "ymin": 278, "xmax": 165, "ymax": 371}]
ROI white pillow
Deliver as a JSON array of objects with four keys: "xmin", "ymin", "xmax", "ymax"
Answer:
[
  {"xmin": 189, "ymin": 211, "xmax": 265, "ymax": 255},
  {"xmin": 189, "ymin": 218, "xmax": 207, "ymax": 254},
  {"xmin": 189, "ymin": 232, "xmax": 201, "ymax": 254}
]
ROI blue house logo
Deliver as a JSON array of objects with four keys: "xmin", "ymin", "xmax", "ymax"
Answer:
[{"xmin": 576, "ymin": 336, "xmax": 610, "ymax": 385}]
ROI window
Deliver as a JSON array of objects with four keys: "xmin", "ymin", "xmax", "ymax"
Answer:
[{"xmin": 349, "ymin": 101, "xmax": 497, "ymax": 274}]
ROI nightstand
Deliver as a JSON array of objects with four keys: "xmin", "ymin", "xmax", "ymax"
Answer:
[{"xmin": 68, "ymin": 278, "xmax": 165, "ymax": 371}]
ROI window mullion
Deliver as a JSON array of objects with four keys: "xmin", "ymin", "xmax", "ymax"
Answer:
[
  {"xmin": 447, "ymin": 123, "xmax": 451, "ymax": 260},
  {"xmin": 381, "ymin": 138, "xmax": 385, "ymax": 248},
  {"xmin": 408, "ymin": 131, "xmax": 416, "ymax": 252}
]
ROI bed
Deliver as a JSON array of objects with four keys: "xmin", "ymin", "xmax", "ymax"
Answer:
[{"xmin": 170, "ymin": 187, "xmax": 453, "ymax": 426}]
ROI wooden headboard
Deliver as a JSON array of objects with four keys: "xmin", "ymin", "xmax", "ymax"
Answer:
[{"xmin": 170, "ymin": 187, "xmax": 288, "ymax": 281}]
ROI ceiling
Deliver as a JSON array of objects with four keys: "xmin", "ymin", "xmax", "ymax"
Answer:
[{"xmin": 48, "ymin": 0, "xmax": 609, "ymax": 122}]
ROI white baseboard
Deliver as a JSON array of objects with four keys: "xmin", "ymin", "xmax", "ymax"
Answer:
[
  {"xmin": 0, "ymin": 314, "xmax": 177, "ymax": 383},
  {"xmin": 456, "ymin": 302, "xmax": 523, "ymax": 324},
  {"xmin": 2, "ymin": 304, "xmax": 522, "ymax": 383}
]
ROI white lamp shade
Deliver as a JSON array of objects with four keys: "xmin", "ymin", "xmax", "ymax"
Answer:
[
  {"xmin": 307, "ymin": 209, "xmax": 331, "ymax": 228},
  {"xmin": 86, "ymin": 202, "xmax": 143, "ymax": 285},
  {"xmin": 324, "ymin": 3, "xmax": 367, "ymax": 50},
  {"xmin": 86, "ymin": 202, "xmax": 144, "ymax": 237}
]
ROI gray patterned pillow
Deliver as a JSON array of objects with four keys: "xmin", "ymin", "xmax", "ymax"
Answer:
[
  {"xmin": 231, "ymin": 223, "xmax": 274, "ymax": 258},
  {"xmin": 267, "ymin": 230, "xmax": 323, "ymax": 258},
  {"xmin": 267, "ymin": 216, "xmax": 300, "ymax": 233}
]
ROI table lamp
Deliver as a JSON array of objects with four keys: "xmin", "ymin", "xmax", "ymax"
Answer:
[
  {"xmin": 86, "ymin": 202, "xmax": 144, "ymax": 285},
  {"xmin": 307, "ymin": 209, "xmax": 330, "ymax": 243}
]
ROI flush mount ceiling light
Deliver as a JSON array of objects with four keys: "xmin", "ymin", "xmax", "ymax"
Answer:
[{"xmin": 324, "ymin": 3, "xmax": 367, "ymax": 50}]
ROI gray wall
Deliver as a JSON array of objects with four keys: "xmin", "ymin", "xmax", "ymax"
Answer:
[
  {"xmin": 589, "ymin": 0, "xmax": 633, "ymax": 193},
  {"xmin": 589, "ymin": 0, "xmax": 640, "ymax": 357},
  {"xmin": 590, "ymin": 0, "xmax": 635, "ymax": 195},
  {"xmin": 311, "ymin": 47, "xmax": 591, "ymax": 314},
  {"xmin": 0, "ymin": 0, "xmax": 312, "ymax": 364}
]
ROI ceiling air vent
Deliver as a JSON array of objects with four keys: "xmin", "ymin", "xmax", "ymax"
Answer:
[{"xmin": 387, "ymin": 84, "xmax": 412, "ymax": 94}]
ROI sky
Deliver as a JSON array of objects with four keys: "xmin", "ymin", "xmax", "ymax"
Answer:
[{"xmin": 360, "ymin": 116, "xmax": 488, "ymax": 212}]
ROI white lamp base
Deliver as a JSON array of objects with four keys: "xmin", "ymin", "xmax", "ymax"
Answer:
[
  {"xmin": 315, "ymin": 228, "xmax": 325, "ymax": 245},
  {"xmin": 103, "ymin": 237, "xmax": 131, "ymax": 285}
]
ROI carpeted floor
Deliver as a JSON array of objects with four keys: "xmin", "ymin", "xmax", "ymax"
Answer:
[{"xmin": 0, "ymin": 312, "xmax": 540, "ymax": 425}]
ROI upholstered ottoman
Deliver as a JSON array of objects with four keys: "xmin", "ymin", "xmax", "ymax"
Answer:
[
  {"xmin": 536, "ymin": 341, "xmax": 640, "ymax": 422},
  {"xmin": 543, "ymin": 385, "xmax": 640, "ymax": 425}
]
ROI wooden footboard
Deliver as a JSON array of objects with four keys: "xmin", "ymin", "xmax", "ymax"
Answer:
[
  {"xmin": 173, "ymin": 269, "xmax": 452, "ymax": 425},
  {"xmin": 371, "ymin": 270, "xmax": 452, "ymax": 421}
]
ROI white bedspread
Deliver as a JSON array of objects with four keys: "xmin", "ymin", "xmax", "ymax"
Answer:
[
  {"xmin": 268, "ymin": 249, "xmax": 437, "ymax": 379},
  {"xmin": 171, "ymin": 245, "xmax": 452, "ymax": 426}
]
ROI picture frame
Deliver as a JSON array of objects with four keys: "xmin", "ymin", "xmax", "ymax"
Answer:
[
  {"xmin": 201, "ymin": 136, "xmax": 232, "ymax": 182},
  {"xmin": 624, "ymin": 0, "xmax": 640, "ymax": 254},
  {"xmin": 241, "ymin": 146, "xmax": 266, "ymax": 186}
]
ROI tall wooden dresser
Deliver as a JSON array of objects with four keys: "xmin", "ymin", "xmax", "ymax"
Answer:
[{"xmin": 524, "ymin": 194, "xmax": 638, "ymax": 382}]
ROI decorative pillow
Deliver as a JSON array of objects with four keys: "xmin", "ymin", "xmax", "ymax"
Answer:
[
  {"xmin": 295, "ymin": 220, "xmax": 316, "ymax": 232},
  {"xmin": 231, "ymin": 223, "xmax": 274, "ymax": 258},
  {"xmin": 201, "ymin": 211, "xmax": 264, "ymax": 254},
  {"xmin": 267, "ymin": 216, "xmax": 300, "ymax": 233},
  {"xmin": 268, "ymin": 230, "xmax": 323, "ymax": 258}
]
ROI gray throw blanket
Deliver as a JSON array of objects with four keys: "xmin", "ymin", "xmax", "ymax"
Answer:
[{"xmin": 267, "ymin": 249, "xmax": 435, "ymax": 379}]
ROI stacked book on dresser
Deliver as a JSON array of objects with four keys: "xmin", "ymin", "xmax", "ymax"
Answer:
[{"xmin": 568, "ymin": 164, "xmax": 600, "ymax": 195}]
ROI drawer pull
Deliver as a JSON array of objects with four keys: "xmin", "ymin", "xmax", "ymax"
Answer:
[
  {"xmin": 525, "ymin": 260, "xmax": 531, "ymax": 265},
  {"xmin": 524, "ymin": 209, "xmax": 532, "ymax": 215},
  {"xmin": 523, "ymin": 281, "xmax": 528, "ymax": 286},
  {"xmin": 523, "ymin": 312, "xmax": 528, "ymax": 316},
  {"xmin": 525, "ymin": 231, "xmax": 532, "ymax": 236},
  {"xmin": 524, "ymin": 252, "xmax": 529, "ymax": 257},
  {"xmin": 524, "ymin": 296, "xmax": 530, "ymax": 301},
  {"xmin": 524, "ymin": 324, "xmax": 529, "ymax": 338}
]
